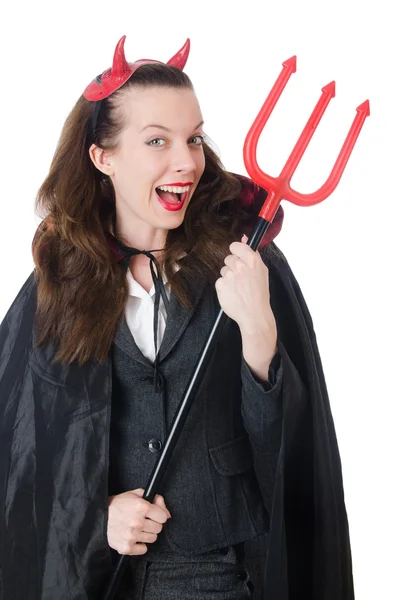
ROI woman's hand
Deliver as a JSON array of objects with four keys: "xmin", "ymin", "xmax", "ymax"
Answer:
[
  {"xmin": 215, "ymin": 234, "xmax": 276, "ymax": 334},
  {"xmin": 107, "ymin": 488, "xmax": 172, "ymax": 555},
  {"xmin": 215, "ymin": 234, "xmax": 278, "ymax": 380}
]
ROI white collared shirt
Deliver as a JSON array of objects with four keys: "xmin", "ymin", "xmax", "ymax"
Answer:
[
  {"xmin": 124, "ymin": 257, "xmax": 184, "ymax": 363},
  {"xmin": 125, "ymin": 269, "xmax": 170, "ymax": 363}
]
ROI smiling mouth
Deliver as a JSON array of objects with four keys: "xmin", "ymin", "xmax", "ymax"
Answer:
[
  {"xmin": 155, "ymin": 188, "xmax": 184, "ymax": 203},
  {"xmin": 154, "ymin": 188, "xmax": 190, "ymax": 212}
]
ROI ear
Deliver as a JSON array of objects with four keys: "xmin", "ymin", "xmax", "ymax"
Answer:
[{"xmin": 89, "ymin": 144, "xmax": 114, "ymax": 176}]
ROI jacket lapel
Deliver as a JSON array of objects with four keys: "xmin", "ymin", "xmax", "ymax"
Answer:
[
  {"xmin": 113, "ymin": 269, "xmax": 210, "ymax": 366},
  {"xmin": 159, "ymin": 269, "xmax": 209, "ymax": 361}
]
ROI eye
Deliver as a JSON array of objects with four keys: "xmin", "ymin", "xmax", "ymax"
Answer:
[
  {"xmin": 147, "ymin": 138, "xmax": 166, "ymax": 147},
  {"xmin": 189, "ymin": 135, "xmax": 205, "ymax": 145}
]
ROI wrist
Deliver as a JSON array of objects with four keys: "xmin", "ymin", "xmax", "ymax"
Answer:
[
  {"xmin": 239, "ymin": 318, "xmax": 277, "ymax": 348},
  {"xmin": 241, "ymin": 329, "xmax": 278, "ymax": 382}
]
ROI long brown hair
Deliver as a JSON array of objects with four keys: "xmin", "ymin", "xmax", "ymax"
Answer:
[{"xmin": 32, "ymin": 63, "xmax": 257, "ymax": 366}]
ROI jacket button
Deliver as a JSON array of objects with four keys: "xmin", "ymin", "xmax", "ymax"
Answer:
[
  {"xmin": 148, "ymin": 438, "xmax": 162, "ymax": 453},
  {"xmin": 236, "ymin": 569, "xmax": 248, "ymax": 581}
]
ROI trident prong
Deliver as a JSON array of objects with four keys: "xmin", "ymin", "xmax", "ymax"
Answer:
[{"xmin": 243, "ymin": 57, "xmax": 370, "ymax": 222}]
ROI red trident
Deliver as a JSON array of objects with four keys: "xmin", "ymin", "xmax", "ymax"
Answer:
[{"xmin": 243, "ymin": 56, "xmax": 370, "ymax": 224}]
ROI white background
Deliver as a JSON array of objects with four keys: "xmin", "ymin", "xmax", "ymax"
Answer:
[{"xmin": 0, "ymin": 0, "xmax": 395, "ymax": 597}]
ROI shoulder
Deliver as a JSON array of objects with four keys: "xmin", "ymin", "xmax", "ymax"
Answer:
[
  {"xmin": 0, "ymin": 271, "xmax": 37, "ymax": 332},
  {"xmin": 228, "ymin": 171, "xmax": 265, "ymax": 207}
]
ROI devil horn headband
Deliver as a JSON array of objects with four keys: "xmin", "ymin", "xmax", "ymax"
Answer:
[{"xmin": 83, "ymin": 36, "xmax": 190, "ymax": 101}]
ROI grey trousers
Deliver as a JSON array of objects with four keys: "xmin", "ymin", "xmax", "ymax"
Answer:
[{"xmin": 116, "ymin": 544, "xmax": 254, "ymax": 600}]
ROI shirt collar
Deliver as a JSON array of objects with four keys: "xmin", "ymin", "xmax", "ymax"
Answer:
[
  {"xmin": 126, "ymin": 268, "xmax": 168, "ymax": 299},
  {"xmin": 126, "ymin": 253, "xmax": 186, "ymax": 299}
]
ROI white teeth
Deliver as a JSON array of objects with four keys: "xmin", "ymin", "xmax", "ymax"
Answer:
[{"xmin": 157, "ymin": 185, "xmax": 191, "ymax": 193}]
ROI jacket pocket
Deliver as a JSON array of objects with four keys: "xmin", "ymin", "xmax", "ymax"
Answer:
[
  {"xmin": 208, "ymin": 435, "xmax": 269, "ymax": 544},
  {"xmin": 209, "ymin": 434, "xmax": 253, "ymax": 475}
]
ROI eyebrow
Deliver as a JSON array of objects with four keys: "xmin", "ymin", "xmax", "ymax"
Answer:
[{"xmin": 140, "ymin": 120, "xmax": 204, "ymax": 133}]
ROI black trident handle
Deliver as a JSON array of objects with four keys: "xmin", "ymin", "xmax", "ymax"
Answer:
[{"xmin": 102, "ymin": 216, "xmax": 271, "ymax": 600}]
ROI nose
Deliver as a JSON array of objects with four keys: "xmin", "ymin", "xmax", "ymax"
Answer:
[{"xmin": 172, "ymin": 141, "xmax": 197, "ymax": 174}]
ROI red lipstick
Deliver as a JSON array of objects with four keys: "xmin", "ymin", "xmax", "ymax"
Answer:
[{"xmin": 159, "ymin": 181, "xmax": 193, "ymax": 186}]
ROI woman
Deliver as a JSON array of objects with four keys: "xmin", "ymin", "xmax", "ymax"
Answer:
[{"xmin": 0, "ymin": 38, "xmax": 353, "ymax": 599}]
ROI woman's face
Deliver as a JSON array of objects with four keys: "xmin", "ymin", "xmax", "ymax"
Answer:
[{"xmin": 91, "ymin": 85, "xmax": 206, "ymax": 245}]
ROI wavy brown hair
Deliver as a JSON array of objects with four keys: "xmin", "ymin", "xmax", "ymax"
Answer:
[{"xmin": 32, "ymin": 63, "xmax": 259, "ymax": 366}]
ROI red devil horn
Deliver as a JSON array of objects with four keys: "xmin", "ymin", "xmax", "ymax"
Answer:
[
  {"xmin": 112, "ymin": 35, "xmax": 130, "ymax": 79},
  {"xmin": 166, "ymin": 38, "xmax": 190, "ymax": 70}
]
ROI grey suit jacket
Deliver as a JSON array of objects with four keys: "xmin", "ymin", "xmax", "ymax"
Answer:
[{"xmin": 109, "ymin": 266, "xmax": 283, "ymax": 556}]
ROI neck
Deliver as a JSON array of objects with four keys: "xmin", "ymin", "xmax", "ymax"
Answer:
[{"xmin": 113, "ymin": 218, "xmax": 167, "ymax": 253}]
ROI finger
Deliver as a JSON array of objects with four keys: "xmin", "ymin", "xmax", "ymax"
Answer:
[
  {"xmin": 142, "ymin": 518, "xmax": 164, "ymax": 535},
  {"xmin": 136, "ymin": 531, "xmax": 158, "ymax": 545},
  {"xmin": 121, "ymin": 542, "xmax": 148, "ymax": 556},
  {"xmin": 153, "ymin": 495, "xmax": 172, "ymax": 519},
  {"xmin": 229, "ymin": 239, "xmax": 258, "ymax": 262},
  {"xmin": 220, "ymin": 265, "xmax": 237, "ymax": 280},
  {"xmin": 146, "ymin": 503, "xmax": 169, "ymax": 524},
  {"xmin": 241, "ymin": 234, "xmax": 248, "ymax": 243},
  {"xmin": 223, "ymin": 255, "xmax": 241, "ymax": 269},
  {"xmin": 133, "ymin": 543, "xmax": 148, "ymax": 555}
]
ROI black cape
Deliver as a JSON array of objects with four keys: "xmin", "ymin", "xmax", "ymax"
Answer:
[{"xmin": 0, "ymin": 178, "xmax": 354, "ymax": 599}]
